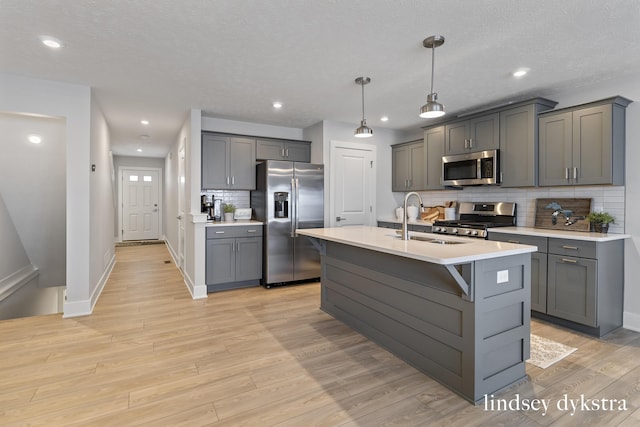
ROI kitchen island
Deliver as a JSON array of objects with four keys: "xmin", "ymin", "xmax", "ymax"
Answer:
[{"xmin": 296, "ymin": 226, "xmax": 537, "ymax": 404}]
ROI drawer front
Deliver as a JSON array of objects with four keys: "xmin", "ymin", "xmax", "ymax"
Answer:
[
  {"xmin": 207, "ymin": 225, "xmax": 263, "ymax": 239},
  {"xmin": 489, "ymin": 233, "xmax": 548, "ymax": 253},
  {"xmin": 548, "ymin": 238, "xmax": 596, "ymax": 259}
]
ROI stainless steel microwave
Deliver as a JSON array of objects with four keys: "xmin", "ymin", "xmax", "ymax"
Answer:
[{"xmin": 442, "ymin": 149, "xmax": 500, "ymax": 186}]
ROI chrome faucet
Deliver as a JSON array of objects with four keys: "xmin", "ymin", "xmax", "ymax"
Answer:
[{"xmin": 402, "ymin": 191, "xmax": 423, "ymax": 240}]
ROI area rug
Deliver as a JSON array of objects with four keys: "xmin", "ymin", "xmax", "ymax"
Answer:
[{"xmin": 527, "ymin": 334, "xmax": 577, "ymax": 369}]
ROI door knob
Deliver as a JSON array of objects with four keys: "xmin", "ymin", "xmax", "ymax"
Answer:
[{"xmin": 336, "ymin": 216, "xmax": 347, "ymax": 222}]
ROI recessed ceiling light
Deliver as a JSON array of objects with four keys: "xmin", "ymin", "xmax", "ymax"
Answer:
[
  {"xmin": 272, "ymin": 102, "xmax": 283, "ymax": 109},
  {"xmin": 140, "ymin": 120, "xmax": 149, "ymax": 125},
  {"xmin": 380, "ymin": 116, "xmax": 389, "ymax": 122},
  {"xmin": 513, "ymin": 68, "xmax": 529, "ymax": 78},
  {"xmin": 28, "ymin": 134, "xmax": 42, "ymax": 144},
  {"xmin": 39, "ymin": 35, "xmax": 63, "ymax": 49},
  {"xmin": 137, "ymin": 148, "xmax": 143, "ymax": 152}
]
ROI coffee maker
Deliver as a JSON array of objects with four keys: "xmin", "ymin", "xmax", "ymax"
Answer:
[{"xmin": 210, "ymin": 199, "xmax": 222, "ymax": 221}]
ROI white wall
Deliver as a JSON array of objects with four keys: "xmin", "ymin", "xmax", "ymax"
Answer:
[
  {"xmin": 0, "ymin": 112, "xmax": 66, "ymax": 287},
  {"xmin": 89, "ymin": 96, "xmax": 116, "ymax": 305},
  {"xmin": 0, "ymin": 73, "xmax": 112, "ymax": 317}
]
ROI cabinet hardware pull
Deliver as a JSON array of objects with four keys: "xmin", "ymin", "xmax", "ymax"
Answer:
[
  {"xmin": 565, "ymin": 168, "xmax": 569, "ymax": 180},
  {"xmin": 247, "ymin": 229, "xmax": 256, "ymax": 233},
  {"xmin": 464, "ymin": 139, "xmax": 468, "ymax": 149},
  {"xmin": 285, "ymin": 148, "xmax": 289, "ymax": 157},
  {"xmin": 236, "ymin": 241, "xmax": 240, "ymax": 252},
  {"xmin": 215, "ymin": 231, "xmax": 225, "ymax": 234},
  {"xmin": 561, "ymin": 258, "xmax": 578, "ymax": 263},
  {"xmin": 232, "ymin": 176, "xmax": 235, "ymax": 185},
  {"xmin": 573, "ymin": 167, "xmax": 578, "ymax": 180},
  {"xmin": 469, "ymin": 138, "xmax": 473, "ymax": 148},
  {"xmin": 562, "ymin": 245, "xmax": 578, "ymax": 250},
  {"xmin": 282, "ymin": 148, "xmax": 285, "ymax": 157},
  {"xmin": 226, "ymin": 176, "xmax": 230, "ymax": 185}
]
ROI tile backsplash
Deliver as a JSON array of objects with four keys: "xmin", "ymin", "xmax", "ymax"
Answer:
[
  {"xmin": 201, "ymin": 190, "xmax": 251, "ymax": 209},
  {"xmin": 416, "ymin": 186, "xmax": 625, "ymax": 234}
]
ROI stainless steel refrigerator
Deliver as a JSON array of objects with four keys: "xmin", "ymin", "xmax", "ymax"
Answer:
[{"xmin": 251, "ymin": 160, "xmax": 324, "ymax": 287}]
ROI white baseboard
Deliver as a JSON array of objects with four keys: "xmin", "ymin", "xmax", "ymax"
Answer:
[
  {"xmin": 623, "ymin": 311, "xmax": 640, "ymax": 332},
  {"xmin": 63, "ymin": 252, "xmax": 116, "ymax": 318},
  {"xmin": 165, "ymin": 238, "xmax": 207, "ymax": 300}
]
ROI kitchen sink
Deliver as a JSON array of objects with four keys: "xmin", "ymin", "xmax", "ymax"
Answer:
[{"xmin": 386, "ymin": 233, "xmax": 469, "ymax": 244}]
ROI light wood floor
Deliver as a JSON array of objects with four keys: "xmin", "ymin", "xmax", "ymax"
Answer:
[{"xmin": 2, "ymin": 244, "xmax": 640, "ymax": 426}]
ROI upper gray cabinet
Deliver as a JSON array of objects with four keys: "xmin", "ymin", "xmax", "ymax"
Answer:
[
  {"xmin": 423, "ymin": 126, "xmax": 445, "ymax": 190},
  {"xmin": 444, "ymin": 113, "xmax": 499, "ymax": 155},
  {"xmin": 499, "ymin": 99, "xmax": 557, "ymax": 187},
  {"xmin": 538, "ymin": 96, "xmax": 631, "ymax": 186},
  {"xmin": 392, "ymin": 140, "xmax": 425, "ymax": 192},
  {"xmin": 256, "ymin": 139, "xmax": 311, "ymax": 162},
  {"xmin": 202, "ymin": 133, "xmax": 256, "ymax": 190}
]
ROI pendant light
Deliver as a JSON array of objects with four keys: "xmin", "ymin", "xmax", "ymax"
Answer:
[
  {"xmin": 419, "ymin": 35, "xmax": 446, "ymax": 119},
  {"xmin": 354, "ymin": 76, "xmax": 373, "ymax": 138}
]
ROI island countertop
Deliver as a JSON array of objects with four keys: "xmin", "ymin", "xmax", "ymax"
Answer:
[{"xmin": 297, "ymin": 226, "xmax": 536, "ymax": 265}]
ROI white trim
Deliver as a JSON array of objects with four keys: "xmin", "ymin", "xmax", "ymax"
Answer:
[
  {"xmin": 62, "ymin": 251, "xmax": 115, "ymax": 318},
  {"xmin": 164, "ymin": 236, "xmax": 206, "ymax": 298},
  {"xmin": 329, "ymin": 140, "xmax": 377, "ymax": 227},
  {"xmin": 623, "ymin": 311, "xmax": 640, "ymax": 333},
  {"xmin": 117, "ymin": 166, "xmax": 163, "ymax": 242},
  {"xmin": 0, "ymin": 264, "xmax": 39, "ymax": 302}
]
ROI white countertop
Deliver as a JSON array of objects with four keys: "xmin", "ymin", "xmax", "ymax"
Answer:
[
  {"xmin": 297, "ymin": 226, "xmax": 536, "ymax": 265},
  {"xmin": 205, "ymin": 219, "xmax": 263, "ymax": 227},
  {"xmin": 489, "ymin": 227, "xmax": 630, "ymax": 242}
]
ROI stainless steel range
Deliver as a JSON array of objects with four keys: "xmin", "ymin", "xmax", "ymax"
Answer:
[{"xmin": 432, "ymin": 202, "xmax": 516, "ymax": 238}]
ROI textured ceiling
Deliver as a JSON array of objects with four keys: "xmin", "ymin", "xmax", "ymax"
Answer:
[{"xmin": 2, "ymin": 0, "xmax": 640, "ymax": 157}]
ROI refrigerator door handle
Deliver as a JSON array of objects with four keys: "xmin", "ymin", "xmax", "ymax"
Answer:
[
  {"xmin": 294, "ymin": 178, "xmax": 300, "ymax": 234},
  {"xmin": 290, "ymin": 177, "xmax": 296, "ymax": 237}
]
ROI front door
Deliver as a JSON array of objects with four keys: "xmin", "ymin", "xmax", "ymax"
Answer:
[
  {"xmin": 330, "ymin": 141, "xmax": 376, "ymax": 227},
  {"xmin": 122, "ymin": 169, "xmax": 160, "ymax": 241}
]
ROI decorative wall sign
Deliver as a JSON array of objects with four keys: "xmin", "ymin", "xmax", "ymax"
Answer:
[{"xmin": 534, "ymin": 198, "xmax": 592, "ymax": 232}]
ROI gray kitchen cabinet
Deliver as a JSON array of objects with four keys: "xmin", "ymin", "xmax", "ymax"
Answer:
[
  {"xmin": 256, "ymin": 139, "xmax": 311, "ymax": 162},
  {"xmin": 423, "ymin": 126, "xmax": 445, "ymax": 189},
  {"xmin": 538, "ymin": 96, "xmax": 630, "ymax": 186},
  {"xmin": 489, "ymin": 233, "xmax": 548, "ymax": 313},
  {"xmin": 206, "ymin": 225, "xmax": 263, "ymax": 291},
  {"xmin": 499, "ymin": 99, "xmax": 557, "ymax": 187},
  {"xmin": 490, "ymin": 231, "xmax": 624, "ymax": 337},
  {"xmin": 444, "ymin": 113, "xmax": 499, "ymax": 155},
  {"xmin": 392, "ymin": 140, "xmax": 425, "ymax": 191},
  {"xmin": 202, "ymin": 133, "xmax": 256, "ymax": 190}
]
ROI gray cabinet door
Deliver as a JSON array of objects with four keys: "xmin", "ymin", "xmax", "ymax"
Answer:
[
  {"xmin": 444, "ymin": 121, "xmax": 469, "ymax": 155},
  {"xmin": 235, "ymin": 236, "xmax": 262, "ymax": 282},
  {"xmin": 468, "ymin": 113, "xmax": 499, "ymax": 152},
  {"xmin": 392, "ymin": 145, "xmax": 410, "ymax": 191},
  {"xmin": 206, "ymin": 238, "xmax": 236, "ymax": 284},
  {"xmin": 573, "ymin": 104, "xmax": 613, "ymax": 185},
  {"xmin": 424, "ymin": 126, "xmax": 445, "ymax": 189},
  {"xmin": 408, "ymin": 142, "xmax": 425, "ymax": 191},
  {"xmin": 202, "ymin": 134, "xmax": 230, "ymax": 189},
  {"xmin": 500, "ymin": 105, "xmax": 536, "ymax": 187},
  {"xmin": 229, "ymin": 137, "xmax": 256, "ymax": 190},
  {"xmin": 538, "ymin": 111, "xmax": 573, "ymax": 186},
  {"xmin": 547, "ymin": 254, "xmax": 597, "ymax": 327},
  {"xmin": 256, "ymin": 139, "xmax": 285, "ymax": 160},
  {"xmin": 284, "ymin": 142, "xmax": 311, "ymax": 162},
  {"xmin": 531, "ymin": 252, "xmax": 548, "ymax": 313}
]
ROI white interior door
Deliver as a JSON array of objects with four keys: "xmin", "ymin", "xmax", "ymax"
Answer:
[
  {"xmin": 177, "ymin": 146, "xmax": 186, "ymax": 270},
  {"xmin": 331, "ymin": 142, "xmax": 376, "ymax": 227},
  {"xmin": 122, "ymin": 169, "xmax": 160, "ymax": 240}
]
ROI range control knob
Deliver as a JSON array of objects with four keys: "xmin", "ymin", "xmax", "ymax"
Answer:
[
  {"xmin": 471, "ymin": 230, "xmax": 479, "ymax": 236},
  {"xmin": 464, "ymin": 229, "xmax": 472, "ymax": 235},
  {"xmin": 451, "ymin": 228, "xmax": 458, "ymax": 234}
]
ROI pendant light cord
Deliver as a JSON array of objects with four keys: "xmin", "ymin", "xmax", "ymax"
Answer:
[
  {"xmin": 361, "ymin": 81, "xmax": 366, "ymax": 121},
  {"xmin": 430, "ymin": 45, "xmax": 435, "ymax": 95}
]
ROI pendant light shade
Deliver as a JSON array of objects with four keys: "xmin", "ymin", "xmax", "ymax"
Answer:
[
  {"xmin": 419, "ymin": 35, "xmax": 446, "ymax": 119},
  {"xmin": 354, "ymin": 76, "xmax": 373, "ymax": 138}
]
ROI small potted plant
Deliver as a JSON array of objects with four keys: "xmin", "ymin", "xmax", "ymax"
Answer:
[
  {"xmin": 587, "ymin": 211, "xmax": 615, "ymax": 233},
  {"xmin": 223, "ymin": 203, "xmax": 236, "ymax": 222}
]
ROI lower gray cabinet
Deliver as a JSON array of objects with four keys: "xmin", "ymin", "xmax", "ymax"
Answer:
[
  {"xmin": 489, "ymin": 231, "xmax": 624, "ymax": 337},
  {"xmin": 206, "ymin": 225, "xmax": 263, "ymax": 292},
  {"xmin": 547, "ymin": 254, "xmax": 597, "ymax": 327}
]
